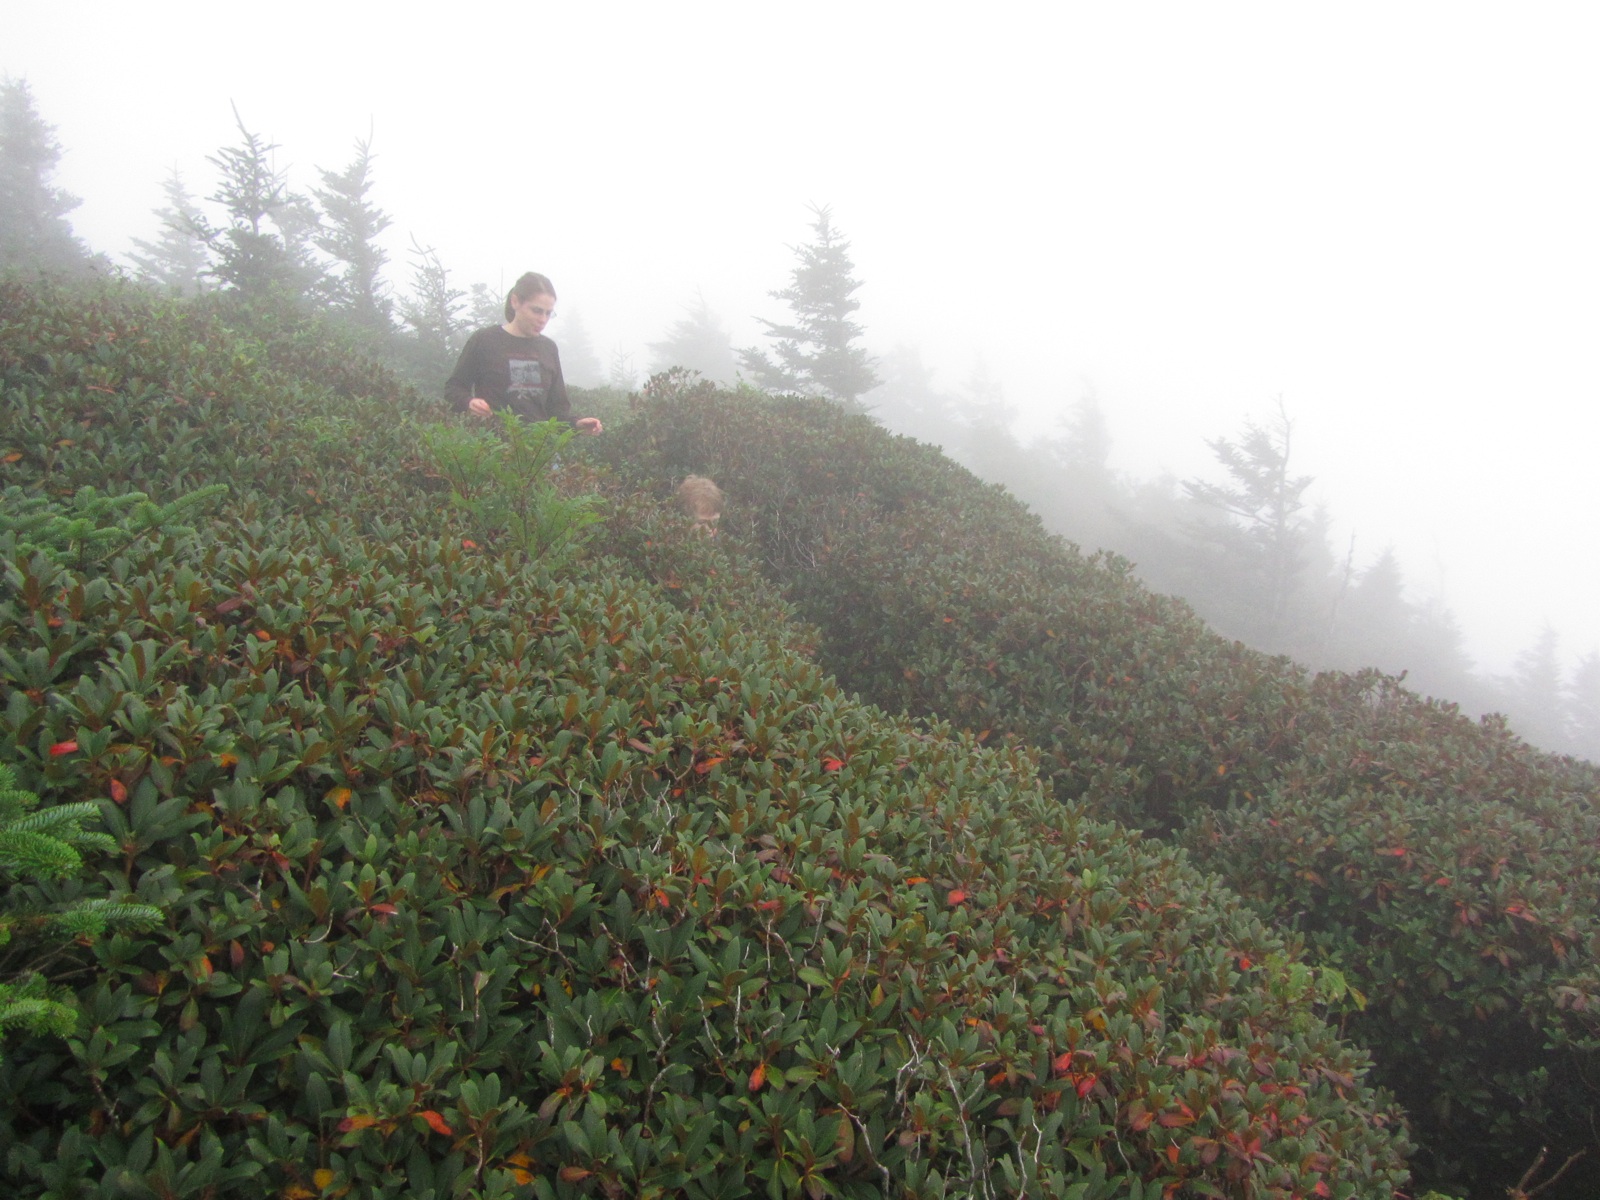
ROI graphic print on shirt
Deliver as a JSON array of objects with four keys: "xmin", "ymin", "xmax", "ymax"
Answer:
[{"xmin": 508, "ymin": 356, "xmax": 545, "ymax": 403}]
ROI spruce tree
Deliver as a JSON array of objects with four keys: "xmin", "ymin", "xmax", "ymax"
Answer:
[
  {"xmin": 1182, "ymin": 402, "xmax": 1313, "ymax": 642},
  {"xmin": 1567, "ymin": 652, "xmax": 1600, "ymax": 761},
  {"xmin": 740, "ymin": 204, "xmax": 879, "ymax": 406},
  {"xmin": 1504, "ymin": 625, "xmax": 1568, "ymax": 752},
  {"xmin": 191, "ymin": 106, "xmax": 321, "ymax": 299},
  {"xmin": 0, "ymin": 78, "xmax": 94, "ymax": 274},
  {"xmin": 557, "ymin": 310, "xmax": 605, "ymax": 388},
  {"xmin": 127, "ymin": 167, "xmax": 209, "ymax": 295},
  {"xmin": 395, "ymin": 237, "xmax": 466, "ymax": 383},
  {"xmin": 649, "ymin": 291, "xmax": 738, "ymax": 384},
  {"xmin": 313, "ymin": 136, "xmax": 394, "ymax": 332}
]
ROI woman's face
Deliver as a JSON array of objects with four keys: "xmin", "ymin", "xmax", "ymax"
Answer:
[{"xmin": 508, "ymin": 292, "xmax": 556, "ymax": 337}]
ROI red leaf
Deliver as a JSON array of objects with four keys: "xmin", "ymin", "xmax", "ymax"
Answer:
[
  {"xmin": 419, "ymin": 1110, "xmax": 452, "ymax": 1136},
  {"xmin": 109, "ymin": 779, "xmax": 128, "ymax": 804},
  {"xmin": 947, "ymin": 889, "xmax": 968, "ymax": 905},
  {"xmin": 368, "ymin": 903, "xmax": 398, "ymax": 917},
  {"xmin": 461, "ymin": 539, "xmax": 479, "ymax": 550},
  {"xmin": 1052, "ymin": 1052, "xmax": 1073, "ymax": 1075},
  {"xmin": 749, "ymin": 1062, "xmax": 766, "ymax": 1091},
  {"xmin": 48, "ymin": 740, "xmax": 78, "ymax": 757},
  {"xmin": 822, "ymin": 757, "xmax": 844, "ymax": 772}
]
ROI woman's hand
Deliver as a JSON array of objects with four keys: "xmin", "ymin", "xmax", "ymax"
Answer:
[
  {"xmin": 468, "ymin": 397, "xmax": 493, "ymax": 418},
  {"xmin": 575, "ymin": 417, "xmax": 604, "ymax": 435}
]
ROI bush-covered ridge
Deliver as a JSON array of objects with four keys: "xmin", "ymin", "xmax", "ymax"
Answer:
[
  {"xmin": 609, "ymin": 374, "xmax": 1600, "ymax": 1197},
  {"xmin": 0, "ymin": 280, "xmax": 1410, "ymax": 1197}
]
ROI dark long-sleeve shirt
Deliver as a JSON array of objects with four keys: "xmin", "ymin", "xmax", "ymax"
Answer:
[{"xmin": 444, "ymin": 326, "xmax": 573, "ymax": 424}]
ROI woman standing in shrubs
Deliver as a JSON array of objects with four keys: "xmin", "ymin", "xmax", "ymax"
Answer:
[{"xmin": 445, "ymin": 271, "xmax": 604, "ymax": 435}]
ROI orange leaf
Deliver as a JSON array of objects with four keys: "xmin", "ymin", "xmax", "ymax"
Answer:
[
  {"xmin": 109, "ymin": 779, "xmax": 128, "ymax": 804},
  {"xmin": 558, "ymin": 1167, "xmax": 592, "ymax": 1183},
  {"xmin": 749, "ymin": 1062, "xmax": 766, "ymax": 1091},
  {"xmin": 255, "ymin": 629, "xmax": 272, "ymax": 641},
  {"xmin": 1052, "ymin": 1052, "xmax": 1073, "ymax": 1075},
  {"xmin": 822, "ymin": 757, "xmax": 844, "ymax": 771},
  {"xmin": 1166, "ymin": 1142, "xmax": 1181, "ymax": 1164},
  {"xmin": 217, "ymin": 753, "xmax": 239, "ymax": 768},
  {"xmin": 419, "ymin": 1109, "xmax": 452, "ymax": 1136},
  {"xmin": 947, "ymin": 888, "xmax": 968, "ymax": 905},
  {"xmin": 461, "ymin": 539, "xmax": 479, "ymax": 549},
  {"xmin": 1, "ymin": 451, "xmax": 22, "ymax": 464},
  {"xmin": 327, "ymin": 786, "xmax": 352, "ymax": 809},
  {"xmin": 905, "ymin": 876, "xmax": 928, "ymax": 885},
  {"xmin": 338, "ymin": 1114, "xmax": 379, "ymax": 1132},
  {"xmin": 693, "ymin": 755, "xmax": 725, "ymax": 774},
  {"xmin": 48, "ymin": 740, "xmax": 79, "ymax": 756},
  {"xmin": 313, "ymin": 1168, "xmax": 337, "ymax": 1189}
]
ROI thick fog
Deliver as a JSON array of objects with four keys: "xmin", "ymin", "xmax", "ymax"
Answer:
[{"xmin": 9, "ymin": 3, "xmax": 1599, "ymax": 690}]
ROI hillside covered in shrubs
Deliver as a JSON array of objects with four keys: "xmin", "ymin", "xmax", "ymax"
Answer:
[{"xmin": 0, "ymin": 278, "xmax": 1594, "ymax": 1198}]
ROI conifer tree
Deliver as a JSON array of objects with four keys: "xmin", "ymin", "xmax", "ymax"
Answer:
[
  {"xmin": 1567, "ymin": 652, "xmax": 1600, "ymax": 761},
  {"xmin": 649, "ymin": 291, "xmax": 737, "ymax": 384},
  {"xmin": 1182, "ymin": 402, "xmax": 1313, "ymax": 641},
  {"xmin": 1504, "ymin": 624, "xmax": 1568, "ymax": 752},
  {"xmin": 0, "ymin": 78, "xmax": 95, "ymax": 274},
  {"xmin": 740, "ymin": 204, "xmax": 879, "ymax": 406},
  {"xmin": 191, "ymin": 107, "xmax": 321, "ymax": 299},
  {"xmin": 608, "ymin": 348, "xmax": 639, "ymax": 392},
  {"xmin": 313, "ymin": 136, "xmax": 393, "ymax": 332},
  {"xmin": 557, "ymin": 310, "xmax": 605, "ymax": 388},
  {"xmin": 127, "ymin": 167, "xmax": 209, "ymax": 295},
  {"xmin": 395, "ymin": 237, "xmax": 466, "ymax": 381}
]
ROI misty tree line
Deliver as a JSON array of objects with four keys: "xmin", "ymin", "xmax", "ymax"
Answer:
[
  {"xmin": 870, "ymin": 372, "xmax": 1600, "ymax": 762},
  {"xmin": 4, "ymin": 78, "xmax": 1595, "ymax": 763}
]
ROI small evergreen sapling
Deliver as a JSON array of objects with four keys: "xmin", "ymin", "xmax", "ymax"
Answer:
[
  {"xmin": 0, "ymin": 764, "xmax": 161, "ymax": 1051},
  {"xmin": 0, "ymin": 483, "xmax": 227, "ymax": 568},
  {"xmin": 422, "ymin": 413, "xmax": 604, "ymax": 568}
]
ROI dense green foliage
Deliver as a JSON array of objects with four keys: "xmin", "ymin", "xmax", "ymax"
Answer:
[
  {"xmin": 421, "ymin": 413, "xmax": 604, "ymax": 570},
  {"xmin": 609, "ymin": 374, "xmax": 1600, "ymax": 1198},
  {"xmin": 0, "ymin": 278, "xmax": 1416, "ymax": 1196}
]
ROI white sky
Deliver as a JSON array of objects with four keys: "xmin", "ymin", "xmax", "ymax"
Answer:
[{"xmin": 9, "ymin": 2, "xmax": 1599, "ymax": 677}]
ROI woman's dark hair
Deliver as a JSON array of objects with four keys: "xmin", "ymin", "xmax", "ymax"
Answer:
[{"xmin": 504, "ymin": 272, "xmax": 556, "ymax": 320}]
